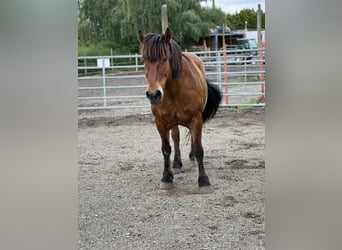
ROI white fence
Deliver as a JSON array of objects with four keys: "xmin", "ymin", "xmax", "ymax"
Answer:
[{"xmin": 78, "ymin": 48, "xmax": 265, "ymax": 110}]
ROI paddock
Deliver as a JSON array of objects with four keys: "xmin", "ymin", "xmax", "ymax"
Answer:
[{"xmin": 78, "ymin": 107, "xmax": 265, "ymax": 249}]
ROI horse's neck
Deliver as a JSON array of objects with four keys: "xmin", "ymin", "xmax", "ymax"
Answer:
[{"xmin": 164, "ymin": 78, "xmax": 180, "ymax": 99}]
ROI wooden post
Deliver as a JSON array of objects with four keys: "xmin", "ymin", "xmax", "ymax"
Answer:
[
  {"xmin": 257, "ymin": 4, "xmax": 264, "ymax": 102},
  {"xmin": 161, "ymin": 4, "xmax": 168, "ymax": 33},
  {"xmin": 257, "ymin": 4, "xmax": 262, "ymax": 46}
]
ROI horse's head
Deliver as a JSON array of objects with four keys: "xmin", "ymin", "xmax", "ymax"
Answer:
[{"xmin": 138, "ymin": 28, "xmax": 182, "ymax": 105}]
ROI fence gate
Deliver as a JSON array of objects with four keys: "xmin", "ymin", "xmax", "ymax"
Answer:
[{"xmin": 78, "ymin": 48, "xmax": 265, "ymax": 110}]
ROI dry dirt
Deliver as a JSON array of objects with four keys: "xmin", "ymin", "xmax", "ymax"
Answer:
[{"xmin": 78, "ymin": 107, "xmax": 265, "ymax": 249}]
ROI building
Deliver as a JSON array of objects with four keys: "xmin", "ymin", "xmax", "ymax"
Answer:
[{"xmin": 196, "ymin": 29, "xmax": 265, "ymax": 51}]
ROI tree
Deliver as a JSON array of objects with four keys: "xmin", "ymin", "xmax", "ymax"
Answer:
[
  {"xmin": 119, "ymin": 0, "xmax": 163, "ymax": 42},
  {"xmin": 78, "ymin": 0, "xmax": 123, "ymax": 47},
  {"xmin": 227, "ymin": 8, "xmax": 265, "ymax": 30},
  {"xmin": 78, "ymin": 0, "xmax": 228, "ymax": 52}
]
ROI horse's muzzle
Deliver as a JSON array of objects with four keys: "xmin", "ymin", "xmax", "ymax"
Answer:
[{"xmin": 146, "ymin": 89, "xmax": 162, "ymax": 105}]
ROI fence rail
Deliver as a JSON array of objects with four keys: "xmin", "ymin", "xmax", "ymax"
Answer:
[{"xmin": 78, "ymin": 48, "xmax": 265, "ymax": 110}]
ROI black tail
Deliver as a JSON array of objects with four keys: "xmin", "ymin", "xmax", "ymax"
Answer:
[{"xmin": 202, "ymin": 80, "xmax": 222, "ymax": 123}]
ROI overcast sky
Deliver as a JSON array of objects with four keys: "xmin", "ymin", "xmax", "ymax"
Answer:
[{"xmin": 201, "ymin": 0, "xmax": 265, "ymax": 14}]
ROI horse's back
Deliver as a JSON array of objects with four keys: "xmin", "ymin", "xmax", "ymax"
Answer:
[
  {"xmin": 180, "ymin": 52, "xmax": 208, "ymax": 109},
  {"xmin": 182, "ymin": 52, "xmax": 206, "ymax": 76}
]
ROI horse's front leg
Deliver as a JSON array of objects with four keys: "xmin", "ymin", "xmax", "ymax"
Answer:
[
  {"xmin": 191, "ymin": 115, "xmax": 210, "ymax": 187},
  {"xmin": 155, "ymin": 120, "xmax": 174, "ymax": 189},
  {"xmin": 171, "ymin": 125, "xmax": 183, "ymax": 173}
]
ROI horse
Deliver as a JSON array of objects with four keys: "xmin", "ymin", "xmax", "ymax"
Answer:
[{"xmin": 138, "ymin": 27, "xmax": 222, "ymax": 189}]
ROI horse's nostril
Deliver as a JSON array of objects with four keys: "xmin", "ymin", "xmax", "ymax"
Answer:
[
  {"xmin": 156, "ymin": 90, "xmax": 162, "ymax": 97},
  {"xmin": 146, "ymin": 90, "xmax": 162, "ymax": 104}
]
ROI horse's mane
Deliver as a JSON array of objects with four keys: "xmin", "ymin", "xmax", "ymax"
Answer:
[{"xmin": 142, "ymin": 33, "xmax": 183, "ymax": 78}]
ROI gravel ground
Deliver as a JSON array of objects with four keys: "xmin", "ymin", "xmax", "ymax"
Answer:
[{"xmin": 78, "ymin": 107, "xmax": 265, "ymax": 249}]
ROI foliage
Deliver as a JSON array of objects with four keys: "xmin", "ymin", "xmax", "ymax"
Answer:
[
  {"xmin": 78, "ymin": 0, "xmax": 264, "ymax": 54},
  {"xmin": 227, "ymin": 8, "xmax": 265, "ymax": 30}
]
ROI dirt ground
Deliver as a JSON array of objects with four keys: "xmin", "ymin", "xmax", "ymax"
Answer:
[{"xmin": 78, "ymin": 107, "xmax": 265, "ymax": 249}]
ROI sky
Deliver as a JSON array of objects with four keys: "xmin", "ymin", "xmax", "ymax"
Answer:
[{"xmin": 201, "ymin": 0, "xmax": 265, "ymax": 14}]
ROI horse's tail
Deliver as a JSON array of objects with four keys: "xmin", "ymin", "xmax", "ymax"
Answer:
[{"xmin": 202, "ymin": 80, "xmax": 222, "ymax": 123}]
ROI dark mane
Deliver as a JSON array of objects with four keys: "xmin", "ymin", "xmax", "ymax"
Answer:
[{"xmin": 142, "ymin": 33, "xmax": 183, "ymax": 78}]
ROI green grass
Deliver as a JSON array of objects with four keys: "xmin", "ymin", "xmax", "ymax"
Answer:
[
  {"xmin": 78, "ymin": 46, "xmax": 111, "ymax": 56},
  {"xmin": 234, "ymin": 96, "xmax": 265, "ymax": 109},
  {"xmin": 78, "ymin": 42, "xmax": 139, "ymax": 56}
]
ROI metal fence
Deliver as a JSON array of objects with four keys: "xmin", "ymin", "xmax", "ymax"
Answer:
[{"xmin": 78, "ymin": 48, "xmax": 265, "ymax": 110}]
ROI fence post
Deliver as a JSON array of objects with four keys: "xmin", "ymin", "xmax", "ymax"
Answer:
[
  {"xmin": 244, "ymin": 53, "xmax": 248, "ymax": 102},
  {"xmin": 110, "ymin": 48, "xmax": 114, "ymax": 73},
  {"xmin": 259, "ymin": 44, "xmax": 265, "ymax": 102},
  {"xmin": 102, "ymin": 57, "xmax": 107, "ymax": 107},
  {"xmin": 135, "ymin": 54, "xmax": 138, "ymax": 72},
  {"xmin": 84, "ymin": 58, "xmax": 87, "ymax": 76},
  {"xmin": 257, "ymin": 4, "xmax": 264, "ymax": 103},
  {"xmin": 222, "ymin": 27, "xmax": 228, "ymax": 104},
  {"xmin": 216, "ymin": 50, "xmax": 221, "ymax": 83}
]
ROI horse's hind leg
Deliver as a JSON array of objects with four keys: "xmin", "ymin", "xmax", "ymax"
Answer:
[
  {"xmin": 156, "ymin": 120, "xmax": 174, "ymax": 189},
  {"xmin": 191, "ymin": 115, "xmax": 211, "ymax": 187},
  {"xmin": 189, "ymin": 139, "xmax": 195, "ymax": 161},
  {"xmin": 171, "ymin": 126, "xmax": 183, "ymax": 173}
]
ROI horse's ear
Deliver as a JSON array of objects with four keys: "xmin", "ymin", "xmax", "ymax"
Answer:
[
  {"xmin": 163, "ymin": 27, "xmax": 171, "ymax": 43},
  {"xmin": 138, "ymin": 31, "xmax": 144, "ymax": 45}
]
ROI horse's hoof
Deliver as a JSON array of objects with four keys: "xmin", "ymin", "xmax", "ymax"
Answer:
[
  {"xmin": 198, "ymin": 175, "xmax": 211, "ymax": 187},
  {"xmin": 198, "ymin": 185, "xmax": 214, "ymax": 194},
  {"xmin": 160, "ymin": 182, "xmax": 175, "ymax": 190},
  {"xmin": 173, "ymin": 158, "xmax": 183, "ymax": 167},
  {"xmin": 189, "ymin": 152, "xmax": 195, "ymax": 161},
  {"xmin": 172, "ymin": 167, "xmax": 182, "ymax": 174}
]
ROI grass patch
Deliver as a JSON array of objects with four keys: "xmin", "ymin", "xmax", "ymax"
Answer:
[{"xmin": 235, "ymin": 96, "xmax": 265, "ymax": 109}]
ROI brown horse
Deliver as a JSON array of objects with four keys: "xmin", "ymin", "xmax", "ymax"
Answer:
[{"xmin": 138, "ymin": 27, "xmax": 222, "ymax": 189}]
